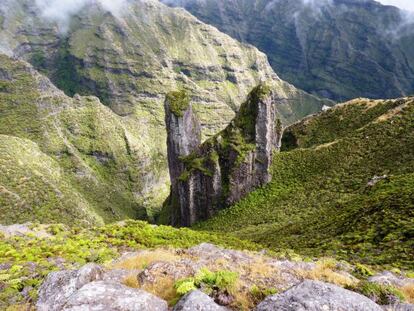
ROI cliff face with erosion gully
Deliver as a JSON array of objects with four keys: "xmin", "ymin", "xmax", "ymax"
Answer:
[{"xmin": 164, "ymin": 84, "xmax": 283, "ymax": 226}]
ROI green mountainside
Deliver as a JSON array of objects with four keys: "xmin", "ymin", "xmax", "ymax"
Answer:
[
  {"xmin": 0, "ymin": 1, "xmax": 414, "ymax": 309},
  {"xmin": 162, "ymin": 0, "xmax": 414, "ymax": 101},
  {"xmin": 0, "ymin": 0, "xmax": 330, "ymax": 213},
  {"xmin": 0, "ymin": 54, "xmax": 155, "ymax": 225},
  {"xmin": 196, "ymin": 97, "xmax": 414, "ymax": 269}
]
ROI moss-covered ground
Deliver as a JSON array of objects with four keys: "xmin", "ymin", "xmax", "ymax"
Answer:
[
  {"xmin": 196, "ymin": 97, "xmax": 414, "ymax": 269},
  {"xmin": 0, "ymin": 220, "xmax": 260, "ymax": 308}
]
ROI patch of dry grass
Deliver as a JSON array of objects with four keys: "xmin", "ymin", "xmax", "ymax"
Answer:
[
  {"xmin": 401, "ymin": 283, "xmax": 414, "ymax": 303},
  {"xmin": 122, "ymin": 273, "xmax": 140, "ymax": 288},
  {"xmin": 297, "ymin": 258, "xmax": 356, "ymax": 287},
  {"xmin": 141, "ymin": 275, "xmax": 177, "ymax": 305},
  {"xmin": 113, "ymin": 249, "xmax": 181, "ymax": 305},
  {"xmin": 112, "ymin": 249, "xmax": 180, "ymax": 270}
]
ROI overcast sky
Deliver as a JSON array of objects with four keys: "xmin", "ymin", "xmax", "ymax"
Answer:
[{"xmin": 378, "ymin": 0, "xmax": 414, "ymax": 12}]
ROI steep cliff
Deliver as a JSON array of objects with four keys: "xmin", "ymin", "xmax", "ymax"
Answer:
[
  {"xmin": 0, "ymin": 0, "xmax": 330, "ymax": 213},
  {"xmin": 162, "ymin": 0, "xmax": 414, "ymax": 101},
  {"xmin": 164, "ymin": 84, "xmax": 282, "ymax": 226}
]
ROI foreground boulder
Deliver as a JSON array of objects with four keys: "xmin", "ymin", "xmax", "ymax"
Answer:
[
  {"xmin": 37, "ymin": 263, "xmax": 105, "ymax": 311},
  {"xmin": 62, "ymin": 281, "xmax": 168, "ymax": 311},
  {"xmin": 255, "ymin": 280, "xmax": 383, "ymax": 311},
  {"xmin": 37, "ymin": 263, "xmax": 167, "ymax": 311},
  {"xmin": 173, "ymin": 290, "xmax": 230, "ymax": 311}
]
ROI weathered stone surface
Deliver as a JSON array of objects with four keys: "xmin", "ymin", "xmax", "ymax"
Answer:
[
  {"xmin": 255, "ymin": 280, "xmax": 383, "ymax": 311},
  {"xmin": 173, "ymin": 290, "xmax": 230, "ymax": 311},
  {"xmin": 62, "ymin": 281, "xmax": 168, "ymax": 311},
  {"xmin": 368, "ymin": 271, "xmax": 414, "ymax": 288},
  {"xmin": 164, "ymin": 91, "xmax": 202, "ymax": 225},
  {"xmin": 0, "ymin": 223, "xmax": 51, "ymax": 238},
  {"xmin": 165, "ymin": 84, "xmax": 283, "ymax": 226},
  {"xmin": 138, "ymin": 260, "xmax": 197, "ymax": 285},
  {"xmin": 37, "ymin": 263, "xmax": 104, "ymax": 311},
  {"xmin": 383, "ymin": 304, "xmax": 414, "ymax": 311}
]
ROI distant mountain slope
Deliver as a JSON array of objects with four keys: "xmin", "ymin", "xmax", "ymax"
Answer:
[
  {"xmin": 0, "ymin": 0, "xmax": 330, "ymax": 213},
  {"xmin": 196, "ymin": 97, "xmax": 414, "ymax": 268},
  {"xmin": 162, "ymin": 0, "xmax": 414, "ymax": 101},
  {"xmin": 0, "ymin": 54, "xmax": 156, "ymax": 226}
]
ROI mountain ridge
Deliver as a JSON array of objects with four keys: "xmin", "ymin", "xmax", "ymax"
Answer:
[
  {"xmin": 0, "ymin": 0, "xmax": 330, "ymax": 214},
  {"xmin": 162, "ymin": 0, "xmax": 414, "ymax": 101}
]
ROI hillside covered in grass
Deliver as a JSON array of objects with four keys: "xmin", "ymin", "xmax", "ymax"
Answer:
[
  {"xmin": 0, "ymin": 54, "xmax": 157, "ymax": 226},
  {"xmin": 196, "ymin": 97, "xmax": 414, "ymax": 269}
]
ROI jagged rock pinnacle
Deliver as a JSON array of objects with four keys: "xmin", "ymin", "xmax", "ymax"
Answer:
[{"xmin": 164, "ymin": 84, "xmax": 282, "ymax": 226}]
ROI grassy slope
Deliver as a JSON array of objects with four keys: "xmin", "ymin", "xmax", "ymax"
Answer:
[
  {"xmin": 0, "ymin": 54, "xmax": 164, "ymax": 226},
  {"xmin": 196, "ymin": 97, "xmax": 414, "ymax": 269}
]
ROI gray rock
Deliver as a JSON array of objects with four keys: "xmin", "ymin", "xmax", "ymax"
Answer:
[
  {"xmin": 368, "ymin": 271, "xmax": 414, "ymax": 288},
  {"xmin": 0, "ymin": 223, "xmax": 51, "ymax": 238},
  {"xmin": 367, "ymin": 175, "xmax": 388, "ymax": 187},
  {"xmin": 255, "ymin": 280, "xmax": 383, "ymax": 311},
  {"xmin": 383, "ymin": 304, "xmax": 414, "ymax": 311},
  {"xmin": 164, "ymin": 91, "xmax": 202, "ymax": 226},
  {"xmin": 173, "ymin": 290, "xmax": 229, "ymax": 311},
  {"xmin": 36, "ymin": 263, "xmax": 104, "ymax": 311},
  {"xmin": 138, "ymin": 260, "xmax": 197, "ymax": 285},
  {"xmin": 62, "ymin": 281, "xmax": 168, "ymax": 311}
]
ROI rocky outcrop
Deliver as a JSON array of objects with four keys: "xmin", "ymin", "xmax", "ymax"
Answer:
[
  {"xmin": 255, "ymin": 280, "xmax": 383, "ymax": 311},
  {"xmin": 173, "ymin": 290, "xmax": 230, "ymax": 311},
  {"xmin": 165, "ymin": 84, "xmax": 282, "ymax": 226},
  {"xmin": 164, "ymin": 90, "xmax": 202, "ymax": 225},
  {"xmin": 37, "ymin": 263, "xmax": 105, "ymax": 311},
  {"xmin": 62, "ymin": 281, "xmax": 168, "ymax": 311},
  {"xmin": 37, "ymin": 263, "xmax": 167, "ymax": 311},
  {"xmin": 35, "ymin": 245, "xmax": 405, "ymax": 311}
]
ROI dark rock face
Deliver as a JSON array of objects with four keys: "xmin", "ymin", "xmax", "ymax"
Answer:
[
  {"xmin": 165, "ymin": 84, "xmax": 282, "ymax": 226},
  {"xmin": 255, "ymin": 280, "xmax": 383, "ymax": 311},
  {"xmin": 164, "ymin": 90, "xmax": 202, "ymax": 225}
]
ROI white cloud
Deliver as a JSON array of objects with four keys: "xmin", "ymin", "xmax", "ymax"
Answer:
[
  {"xmin": 34, "ymin": 0, "xmax": 127, "ymax": 32},
  {"xmin": 377, "ymin": 0, "xmax": 414, "ymax": 12}
]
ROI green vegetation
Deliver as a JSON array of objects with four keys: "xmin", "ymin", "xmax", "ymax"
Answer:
[
  {"xmin": 0, "ymin": 54, "xmax": 165, "ymax": 225},
  {"xmin": 166, "ymin": 90, "xmax": 190, "ymax": 117},
  {"xmin": 235, "ymin": 84, "xmax": 270, "ymax": 139},
  {"xmin": 168, "ymin": 0, "xmax": 414, "ymax": 101},
  {"xmin": 0, "ymin": 220, "xmax": 259, "ymax": 308},
  {"xmin": 175, "ymin": 268, "xmax": 239, "ymax": 296},
  {"xmin": 196, "ymin": 97, "xmax": 414, "ymax": 269},
  {"xmin": 250, "ymin": 285, "xmax": 277, "ymax": 304},
  {"xmin": 348, "ymin": 281, "xmax": 405, "ymax": 305}
]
